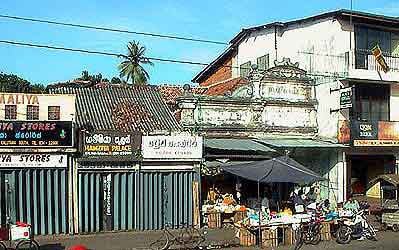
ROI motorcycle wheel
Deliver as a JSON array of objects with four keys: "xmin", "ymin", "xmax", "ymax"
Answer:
[
  {"xmin": 336, "ymin": 225, "xmax": 352, "ymax": 244},
  {"xmin": 310, "ymin": 232, "xmax": 321, "ymax": 245}
]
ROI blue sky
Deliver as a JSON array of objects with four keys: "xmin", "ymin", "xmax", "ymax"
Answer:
[{"xmin": 0, "ymin": 0, "xmax": 398, "ymax": 85}]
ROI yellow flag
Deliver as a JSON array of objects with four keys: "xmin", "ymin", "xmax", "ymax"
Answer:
[{"xmin": 371, "ymin": 45, "xmax": 389, "ymax": 73}]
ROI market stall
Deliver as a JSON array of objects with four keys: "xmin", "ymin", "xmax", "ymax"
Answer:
[{"xmin": 204, "ymin": 155, "xmax": 328, "ymax": 248}]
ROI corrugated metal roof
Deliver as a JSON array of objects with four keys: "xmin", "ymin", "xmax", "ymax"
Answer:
[
  {"xmin": 49, "ymin": 85, "xmax": 181, "ymax": 133},
  {"xmin": 205, "ymin": 138, "xmax": 276, "ymax": 153},
  {"xmin": 255, "ymin": 138, "xmax": 348, "ymax": 148}
]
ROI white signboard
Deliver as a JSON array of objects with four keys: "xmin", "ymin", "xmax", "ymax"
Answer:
[
  {"xmin": 261, "ymin": 83, "xmax": 309, "ymax": 101},
  {"xmin": 142, "ymin": 136, "xmax": 203, "ymax": 160},
  {"xmin": 0, "ymin": 154, "xmax": 67, "ymax": 168}
]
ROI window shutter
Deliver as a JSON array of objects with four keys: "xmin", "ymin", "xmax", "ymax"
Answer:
[
  {"xmin": 240, "ymin": 61, "xmax": 251, "ymax": 77},
  {"xmin": 257, "ymin": 54, "xmax": 269, "ymax": 70}
]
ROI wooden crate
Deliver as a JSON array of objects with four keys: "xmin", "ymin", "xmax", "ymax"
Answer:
[
  {"xmin": 207, "ymin": 212, "xmax": 222, "ymax": 229},
  {"xmin": 240, "ymin": 227, "xmax": 256, "ymax": 247},
  {"xmin": 282, "ymin": 226, "xmax": 294, "ymax": 245},
  {"xmin": 262, "ymin": 228, "xmax": 278, "ymax": 248},
  {"xmin": 321, "ymin": 222, "xmax": 332, "ymax": 241},
  {"xmin": 234, "ymin": 211, "xmax": 247, "ymax": 223}
]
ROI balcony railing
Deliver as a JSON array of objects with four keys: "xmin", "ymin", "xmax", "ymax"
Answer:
[
  {"xmin": 297, "ymin": 51, "xmax": 350, "ymax": 77},
  {"xmin": 355, "ymin": 49, "xmax": 399, "ymax": 72}
]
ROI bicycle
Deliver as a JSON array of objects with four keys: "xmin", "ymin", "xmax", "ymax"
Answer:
[
  {"xmin": 150, "ymin": 223, "xmax": 205, "ymax": 250},
  {"xmin": 0, "ymin": 221, "xmax": 40, "ymax": 250}
]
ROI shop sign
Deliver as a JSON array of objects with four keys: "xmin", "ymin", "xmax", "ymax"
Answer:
[
  {"xmin": 142, "ymin": 135, "xmax": 203, "ymax": 160},
  {"xmin": 0, "ymin": 121, "xmax": 73, "ymax": 147},
  {"xmin": 0, "ymin": 154, "xmax": 67, "ymax": 168},
  {"xmin": 81, "ymin": 131, "xmax": 141, "ymax": 161},
  {"xmin": 340, "ymin": 87, "xmax": 352, "ymax": 109},
  {"xmin": 351, "ymin": 121, "xmax": 399, "ymax": 147}
]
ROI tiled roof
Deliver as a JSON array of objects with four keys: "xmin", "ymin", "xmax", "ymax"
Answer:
[
  {"xmin": 157, "ymin": 78, "xmax": 247, "ymax": 105},
  {"xmin": 49, "ymin": 85, "xmax": 181, "ymax": 133}
]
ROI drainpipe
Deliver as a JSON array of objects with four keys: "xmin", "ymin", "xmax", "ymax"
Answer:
[{"xmin": 274, "ymin": 25, "xmax": 278, "ymax": 61}]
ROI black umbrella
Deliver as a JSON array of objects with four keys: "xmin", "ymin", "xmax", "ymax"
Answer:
[
  {"xmin": 221, "ymin": 155, "xmax": 325, "ymax": 183},
  {"xmin": 222, "ymin": 155, "xmax": 325, "ymax": 247}
]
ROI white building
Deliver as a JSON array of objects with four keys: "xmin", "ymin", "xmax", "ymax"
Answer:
[{"xmin": 192, "ymin": 9, "xmax": 399, "ymax": 203}]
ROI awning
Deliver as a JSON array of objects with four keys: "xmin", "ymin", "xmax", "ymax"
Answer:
[
  {"xmin": 369, "ymin": 174, "xmax": 399, "ymax": 187},
  {"xmin": 205, "ymin": 138, "xmax": 276, "ymax": 153},
  {"xmin": 222, "ymin": 156, "xmax": 325, "ymax": 184},
  {"xmin": 255, "ymin": 138, "xmax": 348, "ymax": 148}
]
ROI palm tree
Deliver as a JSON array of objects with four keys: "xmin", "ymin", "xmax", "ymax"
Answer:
[{"xmin": 118, "ymin": 41, "xmax": 153, "ymax": 85}]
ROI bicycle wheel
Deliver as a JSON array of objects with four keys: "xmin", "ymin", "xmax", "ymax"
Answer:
[
  {"xmin": 150, "ymin": 232, "xmax": 170, "ymax": 250},
  {"xmin": 294, "ymin": 227, "xmax": 304, "ymax": 250},
  {"xmin": 16, "ymin": 239, "xmax": 40, "ymax": 250},
  {"xmin": 0, "ymin": 241, "xmax": 6, "ymax": 250}
]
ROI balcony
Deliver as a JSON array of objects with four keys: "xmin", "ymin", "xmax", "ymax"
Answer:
[
  {"xmin": 355, "ymin": 49, "xmax": 399, "ymax": 72},
  {"xmin": 297, "ymin": 50, "xmax": 399, "ymax": 82}
]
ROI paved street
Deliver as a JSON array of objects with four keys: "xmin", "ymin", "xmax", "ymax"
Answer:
[{"xmin": 34, "ymin": 229, "xmax": 399, "ymax": 250}]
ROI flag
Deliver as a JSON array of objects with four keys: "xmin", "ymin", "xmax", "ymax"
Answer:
[{"xmin": 371, "ymin": 45, "xmax": 389, "ymax": 73}]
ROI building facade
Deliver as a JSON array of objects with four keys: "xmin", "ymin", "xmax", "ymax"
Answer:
[
  {"xmin": 50, "ymin": 85, "xmax": 201, "ymax": 234},
  {"xmin": 179, "ymin": 62, "xmax": 345, "ymax": 205},
  {"xmin": 0, "ymin": 93, "xmax": 76, "ymax": 235},
  {"xmin": 191, "ymin": 9, "xmax": 399, "ymax": 202}
]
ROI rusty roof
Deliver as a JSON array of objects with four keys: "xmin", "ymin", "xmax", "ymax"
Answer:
[
  {"xmin": 157, "ymin": 78, "xmax": 247, "ymax": 105},
  {"xmin": 49, "ymin": 85, "xmax": 181, "ymax": 133}
]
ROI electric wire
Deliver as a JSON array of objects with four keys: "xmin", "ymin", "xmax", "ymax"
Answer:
[
  {"xmin": 0, "ymin": 14, "xmax": 228, "ymax": 45},
  {"xmin": 0, "ymin": 39, "xmax": 345, "ymax": 84}
]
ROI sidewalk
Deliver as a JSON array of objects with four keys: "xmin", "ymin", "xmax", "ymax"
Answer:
[{"xmin": 35, "ymin": 228, "xmax": 238, "ymax": 250}]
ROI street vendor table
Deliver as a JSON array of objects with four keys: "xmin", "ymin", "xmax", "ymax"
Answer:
[
  {"xmin": 207, "ymin": 211, "xmax": 247, "ymax": 228},
  {"xmin": 236, "ymin": 220, "xmax": 333, "ymax": 248}
]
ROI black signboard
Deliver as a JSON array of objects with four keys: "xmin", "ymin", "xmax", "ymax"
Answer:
[
  {"xmin": 81, "ymin": 131, "xmax": 141, "ymax": 162},
  {"xmin": 340, "ymin": 87, "xmax": 353, "ymax": 109},
  {"xmin": 351, "ymin": 121, "xmax": 378, "ymax": 141},
  {"xmin": 0, "ymin": 121, "xmax": 73, "ymax": 147}
]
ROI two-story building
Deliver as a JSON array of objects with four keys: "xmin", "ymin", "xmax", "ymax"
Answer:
[
  {"xmin": 0, "ymin": 93, "xmax": 76, "ymax": 235},
  {"xmin": 178, "ymin": 60, "xmax": 346, "ymax": 207},
  {"xmin": 191, "ymin": 9, "xmax": 399, "ymax": 202}
]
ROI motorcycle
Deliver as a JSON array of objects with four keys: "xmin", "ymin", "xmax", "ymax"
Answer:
[{"xmin": 336, "ymin": 209, "xmax": 377, "ymax": 244}]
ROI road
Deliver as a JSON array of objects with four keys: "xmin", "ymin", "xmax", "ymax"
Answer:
[{"xmin": 35, "ymin": 229, "xmax": 399, "ymax": 250}]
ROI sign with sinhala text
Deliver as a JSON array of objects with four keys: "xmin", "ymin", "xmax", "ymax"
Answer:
[
  {"xmin": 0, "ymin": 154, "xmax": 67, "ymax": 168},
  {"xmin": 142, "ymin": 135, "xmax": 203, "ymax": 160},
  {"xmin": 82, "ymin": 131, "xmax": 141, "ymax": 161},
  {"xmin": 340, "ymin": 87, "xmax": 352, "ymax": 109},
  {"xmin": 0, "ymin": 121, "xmax": 73, "ymax": 147}
]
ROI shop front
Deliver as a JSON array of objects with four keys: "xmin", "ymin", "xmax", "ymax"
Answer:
[
  {"xmin": 340, "ymin": 120, "xmax": 399, "ymax": 199},
  {"xmin": 76, "ymin": 130, "xmax": 141, "ymax": 233},
  {"xmin": 0, "ymin": 120, "xmax": 75, "ymax": 235},
  {"xmin": 141, "ymin": 135, "xmax": 203, "ymax": 229}
]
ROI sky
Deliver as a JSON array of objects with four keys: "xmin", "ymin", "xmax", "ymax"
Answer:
[{"xmin": 0, "ymin": 0, "xmax": 398, "ymax": 86}]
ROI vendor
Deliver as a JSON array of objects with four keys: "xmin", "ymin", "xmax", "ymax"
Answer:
[
  {"xmin": 344, "ymin": 194, "xmax": 360, "ymax": 211},
  {"xmin": 261, "ymin": 186, "xmax": 272, "ymax": 213},
  {"xmin": 292, "ymin": 190, "xmax": 306, "ymax": 213}
]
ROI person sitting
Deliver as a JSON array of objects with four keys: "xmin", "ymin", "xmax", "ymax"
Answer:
[{"xmin": 292, "ymin": 190, "xmax": 306, "ymax": 213}]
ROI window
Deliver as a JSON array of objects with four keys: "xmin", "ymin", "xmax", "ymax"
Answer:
[
  {"xmin": 27, "ymin": 105, "xmax": 39, "ymax": 120},
  {"xmin": 5, "ymin": 105, "xmax": 17, "ymax": 120},
  {"xmin": 240, "ymin": 61, "xmax": 251, "ymax": 78},
  {"xmin": 48, "ymin": 106, "xmax": 60, "ymax": 120},
  {"xmin": 355, "ymin": 26, "xmax": 397, "ymax": 69},
  {"xmin": 257, "ymin": 54, "xmax": 269, "ymax": 71},
  {"xmin": 351, "ymin": 84, "xmax": 390, "ymax": 121}
]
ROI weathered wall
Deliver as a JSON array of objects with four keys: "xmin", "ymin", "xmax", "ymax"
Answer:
[{"xmin": 0, "ymin": 93, "xmax": 76, "ymax": 121}]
